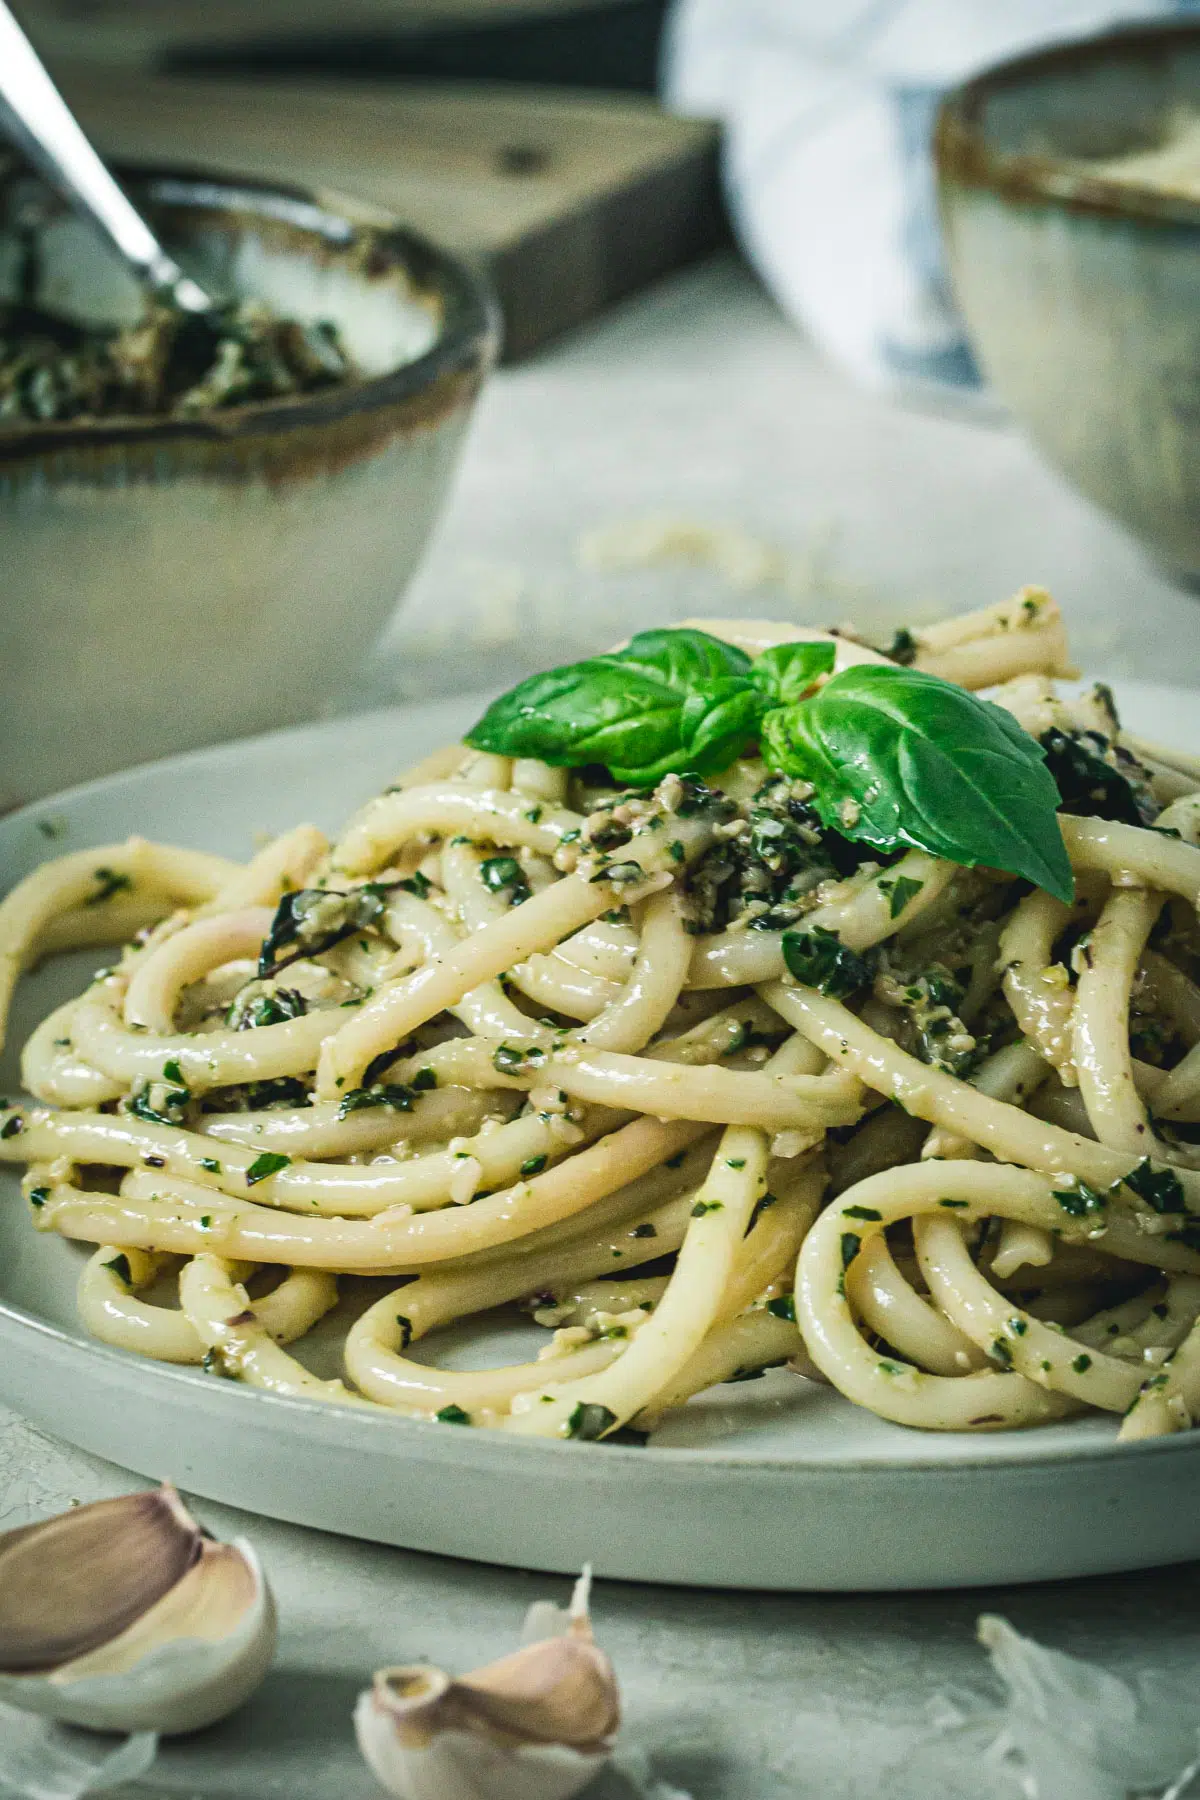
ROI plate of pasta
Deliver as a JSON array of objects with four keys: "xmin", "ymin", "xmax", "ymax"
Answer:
[{"xmin": 3, "ymin": 591, "xmax": 1200, "ymax": 1591}]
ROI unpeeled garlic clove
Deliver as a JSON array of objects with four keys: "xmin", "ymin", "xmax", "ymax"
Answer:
[
  {"xmin": 354, "ymin": 1568, "xmax": 619, "ymax": 1800},
  {"xmin": 0, "ymin": 1484, "xmax": 199, "ymax": 1673},
  {"xmin": 0, "ymin": 1484, "xmax": 276, "ymax": 1735}
]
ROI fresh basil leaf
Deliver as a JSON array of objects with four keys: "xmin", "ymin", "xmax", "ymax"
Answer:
[
  {"xmin": 464, "ymin": 628, "xmax": 765, "ymax": 786},
  {"xmin": 763, "ymin": 665, "xmax": 1074, "ymax": 903},
  {"xmin": 750, "ymin": 640, "xmax": 837, "ymax": 708}
]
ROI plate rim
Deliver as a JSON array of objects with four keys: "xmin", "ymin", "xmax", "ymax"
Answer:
[{"xmin": 3, "ymin": 1290, "xmax": 1198, "ymax": 1478}]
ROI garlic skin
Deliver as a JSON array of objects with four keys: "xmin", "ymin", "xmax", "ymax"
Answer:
[
  {"xmin": 0, "ymin": 1484, "xmax": 276, "ymax": 1735},
  {"xmin": 354, "ymin": 1569, "xmax": 619, "ymax": 1800}
]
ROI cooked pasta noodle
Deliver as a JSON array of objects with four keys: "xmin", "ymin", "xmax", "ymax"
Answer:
[{"xmin": 4, "ymin": 594, "xmax": 1200, "ymax": 1444}]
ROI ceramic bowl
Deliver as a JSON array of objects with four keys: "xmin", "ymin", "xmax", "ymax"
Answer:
[
  {"xmin": 0, "ymin": 161, "xmax": 498, "ymax": 808},
  {"xmin": 936, "ymin": 22, "xmax": 1200, "ymax": 587}
]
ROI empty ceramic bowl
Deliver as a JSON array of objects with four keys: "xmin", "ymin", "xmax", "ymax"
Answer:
[
  {"xmin": 0, "ymin": 161, "xmax": 498, "ymax": 808},
  {"xmin": 936, "ymin": 22, "xmax": 1200, "ymax": 588}
]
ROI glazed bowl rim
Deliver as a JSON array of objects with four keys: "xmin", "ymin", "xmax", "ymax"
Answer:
[
  {"xmin": 0, "ymin": 157, "xmax": 500, "ymax": 461},
  {"xmin": 936, "ymin": 16, "xmax": 1200, "ymax": 228}
]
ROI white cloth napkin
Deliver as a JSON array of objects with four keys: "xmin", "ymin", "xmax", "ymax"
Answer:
[{"xmin": 663, "ymin": 0, "xmax": 1195, "ymax": 393}]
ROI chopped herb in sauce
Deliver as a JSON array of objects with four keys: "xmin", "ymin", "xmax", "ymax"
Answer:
[
  {"xmin": 493, "ymin": 1044, "xmax": 545, "ymax": 1076},
  {"xmin": 1124, "ymin": 1158, "xmax": 1186, "ymax": 1214},
  {"xmin": 239, "ymin": 1077, "xmax": 311, "ymax": 1111},
  {"xmin": 258, "ymin": 882, "xmax": 398, "ymax": 978},
  {"xmin": 782, "ymin": 925, "xmax": 877, "ymax": 999},
  {"xmin": 337, "ymin": 1084, "xmax": 416, "ymax": 1120},
  {"xmin": 85, "ymin": 866, "xmax": 132, "ymax": 906},
  {"xmin": 244, "ymin": 1151, "xmax": 290, "ymax": 1186},
  {"xmin": 479, "ymin": 856, "xmax": 531, "ymax": 905},
  {"xmin": 0, "ymin": 298, "xmax": 357, "ymax": 426},
  {"xmin": 745, "ymin": 1193, "xmax": 777, "ymax": 1235},
  {"xmin": 591, "ymin": 860, "xmax": 644, "ymax": 886},
  {"xmin": 1053, "ymin": 1180, "xmax": 1107, "ymax": 1218},
  {"xmin": 128, "ymin": 1077, "xmax": 189, "ymax": 1127},
  {"xmin": 880, "ymin": 874, "xmax": 923, "ymax": 919},
  {"xmin": 229, "ymin": 986, "xmax": 308, "ymax": 1031},
  {"xmin": 566, "ymin": 1402, "xmax": 617, "ymax": 1441},
  {"xmin": 1039, "ymin": 728, "xmax": 1156, "ymax": 828},
  {"xmin": 885, "ymin": 627, "xmax": 918, "ymax": 666}
]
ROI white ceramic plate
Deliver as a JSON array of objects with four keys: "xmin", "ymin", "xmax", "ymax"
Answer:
[{"xmin": 3, "ymin": 683, "xmax": 1199, "ymax": 1592}]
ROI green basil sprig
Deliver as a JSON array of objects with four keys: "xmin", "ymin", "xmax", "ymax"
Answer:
[
  {"xmin": 464, "ymin": 629, "xmax": 1074, "ymax": 901},
  {"xmin": 749, "ymin": 639, "xmax": 836, "ymax": 706},
  {"xmin": 763, "ymin": 663, "xmax": 1074, "ymax": 903},
  {"xmin": 464, "ymin": 628, "xmax": 765, "ymax": 786}
]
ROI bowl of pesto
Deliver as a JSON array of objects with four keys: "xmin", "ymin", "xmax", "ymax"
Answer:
[
  {"xmin": 936, "ymin": 21, "xmax": 1200, "ymax": 589},
  {"xmin": 0, "ymin": 159, "xmax": 498, "ymax": 807}
]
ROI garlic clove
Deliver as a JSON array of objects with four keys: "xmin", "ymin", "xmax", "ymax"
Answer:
[
  {"xmin": 0, "ymin": 1487, "xmax": 276, "ymax": 1736},
  {"xmin": 354, "ymin": 1568, "xmax": 619, "ymax": 1800},
  {"xmin": 354, "ymin": 1703, "xmax": 611, "ymax": 1800},
  {"xmin": 46, "ymin": 1539, "xmax": 276, "ymax": 1736},
  {"xmin": 520, "ymin": 1564, "xmax": 593, "ymax": 1647},
  {"xmin": 0, "ymin": 1484, "xmax": 200, "ymax": 1672},
  {"xmin": 458, "ymin": 1634, "xmax": 620, "ymax": 1749}
]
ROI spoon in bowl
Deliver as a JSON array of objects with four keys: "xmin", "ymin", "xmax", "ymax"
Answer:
[{"xmin": 0, "ymin": 0, "xmax": 214, "ymax": 314}]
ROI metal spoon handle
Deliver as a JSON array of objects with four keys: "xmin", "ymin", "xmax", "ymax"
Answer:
[{"xmin": 0, "ymin": 0, "xmax": 211, "ymax": 311}]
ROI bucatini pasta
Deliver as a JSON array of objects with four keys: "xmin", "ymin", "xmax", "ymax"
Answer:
[{"xmin": 3, "ymin": 591, "xmax": 1200, "ymax": 1445}]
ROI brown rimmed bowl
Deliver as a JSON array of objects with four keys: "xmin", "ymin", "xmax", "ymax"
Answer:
[
  {"xmin": 0, "ymin": 161, "xmax": 499, "ymax": 809},
  {"xmin": 936, "ymin": 21, "xmax": 1200, "ymax": 590}
]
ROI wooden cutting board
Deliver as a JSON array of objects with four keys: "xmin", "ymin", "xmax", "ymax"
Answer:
[
  {"xmin": 55, "ymin": 66, "xmax": 723, "ymax": 360},
  {"xmin": 22, "ymin": 2, "xmax": 634, "ymax": 68}
]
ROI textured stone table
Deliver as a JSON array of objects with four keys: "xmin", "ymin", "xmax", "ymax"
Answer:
[
  {"xmin": 375, "ymin": 253, "xmax": 1200, "ymax": 703},
  {"xmin": 5, "ymin": 253, "xmax": 1200, "ymax": 1800}
]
